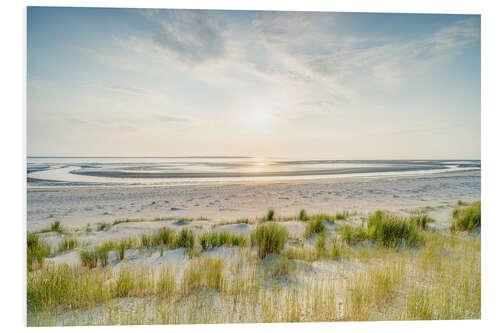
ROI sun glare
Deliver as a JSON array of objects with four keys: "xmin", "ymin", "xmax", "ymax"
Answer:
[{"xmin": 241, "ymin": 102, "xmax": 274, "ymax": 132}]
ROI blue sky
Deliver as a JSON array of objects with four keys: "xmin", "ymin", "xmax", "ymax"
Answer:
[{"xmin": 27, "ymin": 7, "xmax": 480, "ymax": 159}]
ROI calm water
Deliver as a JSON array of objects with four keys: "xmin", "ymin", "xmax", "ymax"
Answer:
[{"xmin": 27, "ymin": 157, "xmax": 481, "ymax": 188}]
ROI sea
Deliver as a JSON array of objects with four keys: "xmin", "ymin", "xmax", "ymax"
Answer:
[{"xmin": 27, "ymin": 157, "xmax": 481, "ymax": 188}]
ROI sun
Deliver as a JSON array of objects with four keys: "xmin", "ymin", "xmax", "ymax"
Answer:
[{"xmin": 242, "ymin": 106, "xmax": 273, "ymax": 132}]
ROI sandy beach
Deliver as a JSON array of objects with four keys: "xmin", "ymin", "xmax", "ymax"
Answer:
[
  {"xmin": 26, "ymin": 170, "xmax": 481, "ymax": 325},
  {"xmin": 28, "ymin": 170, "xmax": 481, "ymax": 232}
]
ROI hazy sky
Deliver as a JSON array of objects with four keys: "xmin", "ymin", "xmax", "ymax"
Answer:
[{"xmin": 27, "ymin": 8, "xmax": 480, "ymax": 159}]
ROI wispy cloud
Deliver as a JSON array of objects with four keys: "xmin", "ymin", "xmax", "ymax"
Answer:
[{"xmin": 144, "ymin": 9, "xmax": 228, "ymax": 64}]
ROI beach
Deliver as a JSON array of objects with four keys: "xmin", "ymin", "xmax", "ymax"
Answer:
[
  {"xmin": 27, "ymin": 169, "xmax": 481, "ymax": 325},
  {"xmin": 28, "ymin": 170, "xmax": 481, "ymax": 232}
]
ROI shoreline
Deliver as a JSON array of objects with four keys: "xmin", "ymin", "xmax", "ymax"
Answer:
[{"xmin": 27, "ymin": 169, "xmax": 480, "ymax": 193}]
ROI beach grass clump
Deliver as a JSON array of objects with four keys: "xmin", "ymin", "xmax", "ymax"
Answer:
[
  {"xmin": 367, "ymin": 211, "xmax": 421, "ymax": 247},
  {"xmin": 252, "ymin": 224, "xmax": 288, "ymax": 259},
  {"xmin": 182, "ymin": 257, "xmax": 225, "ymax": 294},
  {"xmin": 57, "ymin": 238, "xmax": 79, "ymax": 253},
  {"xmin": 27, "ymin": 232, "xmax": 51, "ymax": 271},
  {"xmin": 261, "ymin": 209, "xmax": 275, "ymax": 222},
  {"xmin": 80, "ymin": 249, "xmax": 98, "ymax": 269},
  {"xmin": 199, "ymin": 231, "xmax": 248, "ymax": 250},
  {"xmin": 176, "ymin": 228, "xmax": 195, "ymax": 250},
  {"xmin": 113, "ymin": 238, "xmax": 137, "ymax": 261},
  {"xmin": 141, "ymin": 234, "xmax": 154, "ymax": 249},
  {"xmin": 80, "ymin": 244, "xmax": 111, "ymax": 268},
  {"xmin": 118, "ymin": 242, "xmax": 126, "ymax": 261},
  {"xmin": 140, "ymin": 227, "xmax": 176, "ymax": 249},
  {"xmin": 451, "ymin": 201, "xmax": 481, "ymax": 231},
  {"xmin": 40, "ymin": 220, "xmax": 65, "ymax": 234},
  {"xmin": 304, "ymin": 220, "xmax": 326, "ymax": 238},
  {"xmin": 154, "ymin": 227, "xmax": 176, "ymax": 248},
  {"xmin": 309, "ymin": 213, "xmax": 336, "ymax": 223},
  {"xmin": 299, "ymin": 209, "xmax": 309, "ymax": 221},
  {"xmin": 408, "ymin": 214, "xmax": 434, "ymax": 230},
  {"xmin": 341, "ymin": 225, "xmax": 369, "ymax": 245}
]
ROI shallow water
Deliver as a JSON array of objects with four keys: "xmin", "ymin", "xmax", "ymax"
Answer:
[{"xmin": 27, "ymin": 157, "xmax": 480, "ymax": 187}]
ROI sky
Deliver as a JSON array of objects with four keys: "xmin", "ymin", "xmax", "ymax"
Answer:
[{"xmin": 27, "ymin": 7, "xmax": 481, "ymax": 159}]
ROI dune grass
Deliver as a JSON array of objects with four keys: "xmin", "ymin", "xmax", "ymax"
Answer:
[
  {"xmin": 57, "ymin": 238, "xmax": 79, "ymax": 253},
  {"xmin": 199, "ymin": 231, "xmax": 248, "ymax": 250},
  {"xmin": 451, "ymin": 201, "xmax": 481, "ymax": 231},
  {"xmin": 141, "ymin": 227, "xmax": 177, "ymax": 249},
  {"xmin": 340, "ymin": 211, "xmax": 424, "ymax": 248},
  {"xmin": 304, "ymin": 220, "xmax": 326, "ymax": 238},
  {"xmin": 367, "ymin": 210, "xmax": 422, "ymax": 247},
  {"xmin": 182, "ymin": 257, "xmax": 225, "ymax": 294},
  {"xmin": 260, "ymin": 209, "xmax": 275, "ymax": 222},
  {"xmin": 176, "ymin": 228, "xmax": 195, "ymax": 250},
  {"xmin": 299, "ymin": 209, "xmax": 309, "ymax": 221},
  {"xmin": 27, "ymin": 232, "xmax": 51, "ymax": 271},
  {"xmin": 27, "ymin": 205, "xmax": 480, "ymax": 326},
  {"xmin": 251, "ymin": 223, "xmax": 288, "ymax": 259},
  {"xmin": 341, "ymin": 225, "xmax": 369, "ymax": 245}
]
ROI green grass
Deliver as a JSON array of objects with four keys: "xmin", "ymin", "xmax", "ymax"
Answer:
[
  {"xmin": 27, "ymin": 208, "xmax": 480, "ymax": 325},
  {"xmin": 199, "ymin": 231, "xmax": 248, "ymax": 250},
  {"xmin": 118, "ymin": 242, "xmax": 126, "ymax": 261},
  {"xmin": 154, "ymin": 227, "xmax": 176, "ymax": 247},
  {"xmin": 408, "ymin": 214, "xmax": 434, "ymax": 230},
  {"xmin": 298, "ymin": 209, "xmax": 309, "ymax": 221},
  {"xmin": 261, "ymin": 209, "xmax": 275, "ymax": 222},
  {"xmin": 341, "ymin": 225, "xmax": 369, "ymax": 245},
  {"xmin": 451, "ymin": 201, "xmax": 481, "ymax": 231},
  {"xmin": 309, "ymin": 213, "xmax": 336, "ymax": 222},
  {"xmin": 304, "ymin": 220, "xmax": 326, "ymax": 238},
  {"xmin": 79, "ymin": 243, "xmax": 113, "ymax": 268},
  {"xmin": 79, "ymin": 249, "xmax": 98, "ymax": 269},
  {"xmin": 340, "ymin": 211, "xmax": 424, "ymax": 247},
  {"xmin": 27, "ymin": 232, "xmax": 51, "ymax": 271},
  {"xmin": 50, "ymin": 221, "xmax": 64, "ymax": 233},
  {"xmin": 176, "ymin": 228, "xmax": 195, "ymax": 250},
  {"xmin": 366, "ymin": 211, "xmax": 421, "ymax": 247},
  {"xmin": 57, "ymin": 238, "xmax": 79, "ymax": 253},
  {"xmin": 251, "ymin": 223, "xmax": 288, "ymax": 259}
]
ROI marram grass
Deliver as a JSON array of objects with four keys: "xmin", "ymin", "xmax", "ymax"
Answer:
[{"xmin": 27, "ymin": 206, "xmax": 480, "ymax": 326}]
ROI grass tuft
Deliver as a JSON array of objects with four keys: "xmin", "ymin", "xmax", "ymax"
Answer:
[
  {"xmin": 304, "ymin": 220, "xmax": 326, "ymax": 238},
  {"xmin": 176, "ymin": 228, "xmax": 195, "ymax": 250},
  {"xmin": 451, "ymin": 201, "xmax": 481, "ymax": 231},
  {"xmin": 367, "ymin": 211, "xmax": 421, "ymax": 247},
  {"xmin": 27, "ymin": 232, "xmax": 51, "ymax": 271},
  {"xmin": 252, "ymin": 223, "xmax": 288, "ymax": 259},
  {"xmin": 58, "ymin": 238, "xmax": 79, "ymax": 253},
  {"xmin": 299, "ymin": 209, "xmax": 309, "ymax": 221},
  {"xmin": 199, "ymin": 231, "xmax": 248, "ymax": 250}
]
